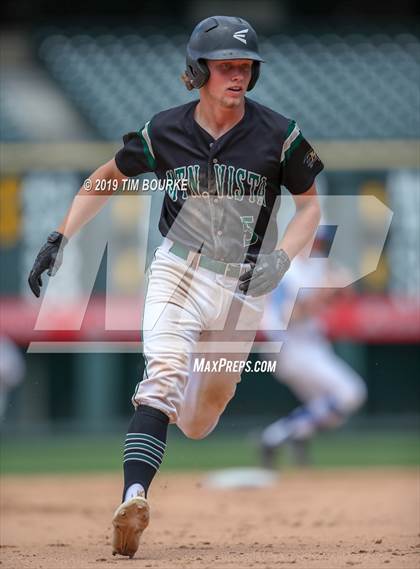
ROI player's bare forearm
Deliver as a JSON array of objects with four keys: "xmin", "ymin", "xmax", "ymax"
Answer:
[
  {"xmin": 278, "ymin": 183, "xmax": 321, "ymax": 260},
  {"xmin": 57, "ymin": 158, "xmax": 127, "ymax": 239}
]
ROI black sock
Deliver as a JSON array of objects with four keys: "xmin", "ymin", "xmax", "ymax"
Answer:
[{"xmin": 123, "ymin": 404, "xmax": 169, "ymax": 500}]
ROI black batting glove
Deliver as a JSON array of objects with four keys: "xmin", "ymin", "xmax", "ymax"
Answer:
[
  {"xmin": 28, "ymin": 231, "xmax": 68, "ymax": 297},
  {"xmin": 239, "ymin": 249, "xmax": 291, "ymax": 297}
]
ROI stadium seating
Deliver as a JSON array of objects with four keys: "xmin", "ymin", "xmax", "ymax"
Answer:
[
  {"xmin": 35, "ymin": 28, "xmax": 419, "ymax": 140},
  {"xmin": 0, "ymin": 91, "xmax": 27, "ymax": 141}
]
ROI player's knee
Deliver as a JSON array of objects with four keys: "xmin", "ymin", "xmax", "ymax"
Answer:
[
  {"xmin": 177, "ymin": 409, "xmax": 222, "ymax": 440},
  {"xmin": 335, "ymin": 378, "xmax": 367, "ymax": 415},
  {"xmin": 179, "ymin": 422, "xmax": 210, "ymax": 440},
  {"xmin": 351, "ymin": 380, "xmax": 367, "ymax": 410},
  {"xmin": 204, "ymin": 382, "xmax": 237, "ymax": 411}
]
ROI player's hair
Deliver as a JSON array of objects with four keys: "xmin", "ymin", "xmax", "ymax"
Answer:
[{"xmin": 181, "ymin": 72, "xmax": 194, "ymax": 91}]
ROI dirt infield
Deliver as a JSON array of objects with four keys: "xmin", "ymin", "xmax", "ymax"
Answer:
[{"xmin": 1, "ymin": 469, "xmax": 419, "ymax": 569}]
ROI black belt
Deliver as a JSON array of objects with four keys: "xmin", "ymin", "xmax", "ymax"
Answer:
[{"xmin": 169, "ymin": 242, "xmax": 247, "ymax": 278}]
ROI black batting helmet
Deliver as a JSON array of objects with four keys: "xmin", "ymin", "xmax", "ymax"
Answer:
[{"xmin": 185, "ymin": 15, "xmax": 264, "ymax": 91}]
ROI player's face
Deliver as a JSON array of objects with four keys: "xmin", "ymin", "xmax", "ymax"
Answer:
[{"xmin": 204, "ymin": 59, "xmax": 253, "ymax": 108}]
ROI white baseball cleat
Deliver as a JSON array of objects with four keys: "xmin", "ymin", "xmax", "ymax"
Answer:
[{"xmin": 111, "ymin": 492, "xmax": 150, "ymax": 558}]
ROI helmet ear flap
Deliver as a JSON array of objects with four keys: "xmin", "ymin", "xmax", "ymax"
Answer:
[
  {"xmin": 186, "ymin": 58, "xmax": 209, "ymax": 89},
  {"xmin": 195, "ymin": 59, "xmax": 210, "ymax": 88},
  {"xmin": 247, "ymin": 61, "xmax": 260, "ymax": 91}
]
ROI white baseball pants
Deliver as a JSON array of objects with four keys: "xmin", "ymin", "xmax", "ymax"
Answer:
[
  {"xmin": 133, "ymin": 239, "xmax": 265, "ymax": 439},
  {"xmin": 267, "ymin": 329, "xmax": 367, "ymax": 415}
]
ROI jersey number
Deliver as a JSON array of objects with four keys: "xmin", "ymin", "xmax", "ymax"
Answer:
[{"xmin": 240, "ymin": 215, "xmax": 258, "ymax": 247}]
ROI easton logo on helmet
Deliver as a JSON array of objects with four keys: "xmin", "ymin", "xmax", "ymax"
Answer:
[{"xmin": 233, "ymin": 29, "xmax": 249, "ymax": 44}]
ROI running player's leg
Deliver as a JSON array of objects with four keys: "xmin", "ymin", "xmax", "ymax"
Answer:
[
  {"xmin": 177, "ymin": 340, "xmax": 248, "ymax": 440},
  {"xmin": 280, "ymin": 336, "xmax": 366, "ymax": 420},
  {"xmin": 113, "ymin": 252, "xmax": 204, "ymax": 556},
  {"xmin": 262, "ymin": 336, "xmax": 366, "ymax": 449},
  {"xmin": 113, "ymin": 248, "xmax": 215, "ymax": 557},
  {"xmin": 124, "ymin": 247, "xmax": 210, "ymax": 498},
  {"xmin": 178, "ymin": 289, "xmax": 265, "ymax": 439}
]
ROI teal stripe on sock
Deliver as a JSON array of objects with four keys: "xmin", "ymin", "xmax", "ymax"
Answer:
[
  {"xmin": 124, "ymin": 439, "xmax": 165, "ymax": 455},
  {"xmin": 126, "ymin": 433, "xmax": 166, "ymax": 451},
  {"xmin": 123, "ymin": 452, "xmax": 160, "ymax": 470},
  {"xmin": 124, "ymin": 443, "xmax": 164, "ymax": 461}
]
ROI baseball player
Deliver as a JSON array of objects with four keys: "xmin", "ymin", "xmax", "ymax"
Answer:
[
  {"xmin": 28, "ymin": 16, "xmax": 324, "ymax": 558},
  {"xmin": 260, "ymin": 228, "xmax": 367, "ymax": 468},
  {"xmin": 0, "ymin": 336, "xmax": 25, "ymax": 420}
]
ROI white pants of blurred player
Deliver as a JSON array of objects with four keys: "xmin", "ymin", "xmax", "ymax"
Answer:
[
  {"xmin": 133, "ymin": 239, "xmax": 265, "ymax": 440},
  {"xmin": 262, "ymin": 325, "xmax": 367, "ymax": 446},
  {"xmin": 0, "ymin": 336, "xmax": 25, "ymax": 419}
]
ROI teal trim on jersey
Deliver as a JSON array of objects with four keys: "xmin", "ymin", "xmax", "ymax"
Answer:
[
  {"xmin": 284, "ymin": 132, "xmax": 303, "ymax": 161},
  {"xmin": 138, "ymin": 122, "xmax": 156, "ymax": 171},
  {"xmin": 141, "ymin": 138, "xmax": 156, "ymax": 170},
  {"xmin": 281, "ymin": 121, "xmax": 303, "ymax": 164},
  {"xmin": 126, "ymin": 432, "xmax": 166, "ymax": 451},
  {"xmin": 284, "ymin": 120, "xmax": 296, "ymax": 139}
]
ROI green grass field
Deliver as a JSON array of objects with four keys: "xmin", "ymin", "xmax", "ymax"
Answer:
[{"xmin": 1, "ymin": 430, "xmax": 418, "ymax": 475}]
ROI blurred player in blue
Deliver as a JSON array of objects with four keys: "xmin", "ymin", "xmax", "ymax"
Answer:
[{"xmin": 260, "ymin": 227, "xmax": 367, "ymax": 467}]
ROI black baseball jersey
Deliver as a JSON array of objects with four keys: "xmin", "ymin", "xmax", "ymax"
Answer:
[{"xmin": 115, "ymin": 98, "xmax": 323, "ymax": 263}]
